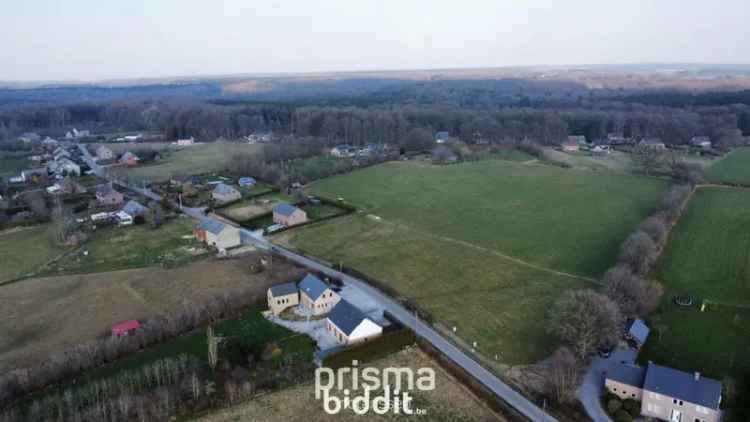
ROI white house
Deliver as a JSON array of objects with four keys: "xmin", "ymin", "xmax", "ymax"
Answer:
[
  {"xmin": 331, "ymin": 144, "xmax": 356, "ymax": 158},
  {"xmin": 176, "ymin": 137, "xmax": 195, "ymax": 146},
  {"xmin": 326, "ymin": 299, "xmax": 383, "ymax": 345}
]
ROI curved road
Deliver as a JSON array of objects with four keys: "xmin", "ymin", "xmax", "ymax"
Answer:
[{"xmin": 80, "ymin": 142, "xmax": 556, "ymax": 421}]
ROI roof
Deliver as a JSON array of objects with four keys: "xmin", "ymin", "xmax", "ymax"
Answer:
[
  {"xmin": 269, "ymin": 282, "xmax": 298, "ymax": 297},
  {"xmin": 120, "ymin": 151, "xmax": 139, "ymax": 161},
  {"xmin": 328, "ymin": 300, "xmax": 375, "ymax": 336},
  {"xmin": 643, "ymin": 362, "xmax": 722, "ymax": 409},
  {"xmin": 112, "ymin": 320, "xmax": 140, "ymax": 332},
  {"xmin": 607, "ymin": 363, "xmax": 646, "ymax": 388},
  {"xmin": 298, "ymin": 273, "xmax": 329, "ymax": 301},
  {"xmin": 96, "ymin": 184, "xmax": 119, "ymax": 196},
  {"xmin": 238, "ymin": 177, "xmax": 256, "ymax": 186},
  {"xmin": 629, "ymin": 319, "xmax": 650, "ymax": 344},
  {"xmin": 122, "ymin": 200, "xmax": 148, "ymax": 216},
  {"xmin": 273, "ymin": 202, "xmax": 300, "ymax": 216},
  {"xmin": 213, "ymin": 183, "xmax": 238, "ymax": 195},
  {"xmin": 434, "ymin": 131, "xmax": 449, "ymax": 140},
  {"xmin": 196, "ymin": 218, "xmax": 226, "ymax": 235}
]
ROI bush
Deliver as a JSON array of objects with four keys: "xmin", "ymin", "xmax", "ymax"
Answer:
[
  {"xmin": 623, "ymin": 399, "xmax": 641, "ymax": 417},
  {"xmin": 607, "ymin": 398, "xmax": 623, "ymax": 414},
  {"xmin": 614, "ymin": 409, "xmax": 633, "ymax": 422}
]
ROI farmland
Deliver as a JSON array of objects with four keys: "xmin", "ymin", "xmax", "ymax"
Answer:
[
  {"xmin": 198, "ymin": 347, "xmax": 505, "ymax": 422},
  {"xmin": 707, "ymin": 147, "xmax": 750, "ymax": 184},
  {"xmin": 0, "ymin": 154, "xmax": 29, "ymax": 180},
  {"xmin": 0, "ymin": 256, "xmax": 306, "ymax": 371},
  {"xmin": 305, "ymin": 160, "xmax": 667, "ymax": 277},
  {"xmin": 640, "ymin": 187, "xmax": 750, "ymax": 419}
]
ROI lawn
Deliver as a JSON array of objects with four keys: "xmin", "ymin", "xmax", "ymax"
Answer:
[
  {"xmin": 45, "ymin": 216, "xmax": 203, "ymax": 275},
  {"xmin": 112, "ymin": 142, "xmax": 262, "ymax": 183},
  {"xmin": 707, "ymin": 147, "xmax": 750, "ymax": 184},
  {"xmin": 285, "ymin": 214, "xmax": 591, "ymax": 366},
  {"xmin": 0, "ymin": 155, "xmax": 29, "ymax": 180},
  {"xmin": 0, "ymin": 225, "xmax": 67, "ymax": 283},
  {"xmin": 640, "ymin": 187, "xmax": 750, "ymax": 420},
  {"xmin": 306, "ymin": 160, "xmax": 667, "ymax": 277}
]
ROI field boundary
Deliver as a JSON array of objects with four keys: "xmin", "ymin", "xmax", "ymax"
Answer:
[{"xmin": 371, "ymin": 215, "xmax": 601, "ymax": 286}]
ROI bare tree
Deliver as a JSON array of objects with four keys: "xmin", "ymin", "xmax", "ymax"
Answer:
[
  {"xmin": 618, "ymin": 231, "xmax": 657, "ymax": 276},
  {"xmin": 548, "ymin": 290, "xmax": 622, "ymax": 360},
  {"xmin": 603, "ymin": 265, "xmax": 663, "ymax": 317},
  {"xmin": 638, "ymin": 215, "xmax": 668, "ymax": 244},
  {"xmin": 631, "ymin": 144, "xmax": 664, "ymax": 176},
  {"xmin": 544, "ymin": 347, "xmax": 581, "ymax": 404}
]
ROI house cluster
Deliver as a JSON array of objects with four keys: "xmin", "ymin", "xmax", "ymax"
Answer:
[
  {"xmin": 244, "ymin": 132, "xmax": 274, "ymax": 144},
  {"xmin": 267, "ymin": 273, "xmax": 383, "ymax": 345},
  {"xmin": 561, "ymin": 133, "xmax": 712, "ymax": 154},
  {"xmin": 89, "ymin": 185, "xmax": 150, "ymax": 226},
  {"xmin": 8, "ymin": 138, "xmax": 88, "ymax": 184},
  {"xmin": 64, "ymin": 128, "xmax": 91, "ymax": 140},
  {"xmin": 603, "ymin": 318, "xmax": 722, "ymax": 422},
  {"xmin": 92, "ymin": 145, "xmax": 142, "ymax": 167}
]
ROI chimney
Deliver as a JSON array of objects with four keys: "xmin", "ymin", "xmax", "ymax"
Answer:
[{"xmin": 694, "ymin": 372, "xmax": 701, "ymax": 381}]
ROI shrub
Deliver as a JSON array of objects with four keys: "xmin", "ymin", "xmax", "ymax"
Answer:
[
  {"xmin": 614, "ymin": 409, "xmax": 633, "ymax": 422},
  {"xmin": 623, "ymin": 399, "xmax": 641, "ymax": 417},
  {"xmin": 607, "ymin": 398, "xmax": 623, "ymax": 414}
]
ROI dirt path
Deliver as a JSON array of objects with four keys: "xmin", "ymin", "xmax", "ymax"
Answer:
[{"xmin": 371, "ymin": 215, "xmax": 601, "ymax": 286}]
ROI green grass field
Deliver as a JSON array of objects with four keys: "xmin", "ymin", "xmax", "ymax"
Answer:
[
  {"xmin": 640, "ymin": 187, "xmax": 750, "ymax": 419},
  {"xmin": 0, "ymin": 155, "xmax": 29, "ymax": 180},
  {"xmin": 285, "ymin": 160, "xmax": 666, "ymax": 365},
  {"xmin": 45, "ymin": 216, "xmax": 203, "ymax": 275},
  {"xmin": 307, "ymin": 160, "xmax": 667, "ymax": 277},
  {"xmin": 707, "ymin": 147, "xmax": 750, "ymax": 184},
  {"xmin": 113, "ymin": 142, "xmax": 262, "ymax": 182},
  {"xmin": 0, "ymin": 225, "xmax": 67, "ymax": 283}
]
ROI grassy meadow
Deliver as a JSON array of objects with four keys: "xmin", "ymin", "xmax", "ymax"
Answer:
[
  {"xmin": 307, "ymin": 160, "xmax": 667, "ymax": 277},
  {"xmin": 0, "ymin": 225, "xmax": 67, "ymax": 283},
  {"xmin": 0, "ymin": 155, "xmax": 29, "ymax": 180},
  {"xmin": 707, "ymin": 147, "xmax": 750, "ymax": 184},
  {"xmin": 641, "ymin": 187, "xmax": 750, "ymax": 419}
]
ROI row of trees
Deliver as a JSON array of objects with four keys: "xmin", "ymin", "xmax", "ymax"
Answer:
[{"xmin": 544, "ymin": 182, "xmax": 695, "ymax": 404}]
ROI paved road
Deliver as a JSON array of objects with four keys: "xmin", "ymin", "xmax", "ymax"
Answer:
[
  {"xmin": 79, "ymin": 143, "xmax": 163, "ymax": 202},
  {"xmin": 576, "ymin": 348, "xmax": 637, "ymax": 422}
]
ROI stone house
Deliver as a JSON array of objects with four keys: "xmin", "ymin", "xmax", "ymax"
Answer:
[
  {"xmin": 325, "ymin": 299, "xmax": 383, "ymax": 345},
  {"xmin": 298, "ymin": 273, "xmax": 340, "ymax": 315},
  {"xmin": 267, "ymin": 282, "xmax": 299, "ymax": 315}
]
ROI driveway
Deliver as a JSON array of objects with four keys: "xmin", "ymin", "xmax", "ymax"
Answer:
[{"xmin": 577, "ymin": 348, "xmax": 638, "ymax": 422}]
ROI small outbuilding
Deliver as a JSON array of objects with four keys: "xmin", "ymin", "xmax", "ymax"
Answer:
[
  {"xmin": 111, "ymin": 320, "xmax": 140, "ymax": 337},
  {"xmin": 238, "ymin": 177, "xmax": 257, "ymax": 187},
  {"xmin": 627, "ymin": 318, "xmax": 650, "ymax": 349}
]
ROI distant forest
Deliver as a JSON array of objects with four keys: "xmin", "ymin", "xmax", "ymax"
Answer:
[{"xmin": 2, "ymin": 77, "xmax": 750, "ymax": 149}]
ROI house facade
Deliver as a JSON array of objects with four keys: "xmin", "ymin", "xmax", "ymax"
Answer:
[
  {"xmin": 267, "ymin": 282, "xmax": 300, "ymax": 315},
  {"xmin": 273, "ymin": 203, "xmax": 308, "ymax": 227},
  {"xmin": 194, "ymin": 219, "xmax": 241, "ymax": 252},
  {"xmin": 326, "ymin": 299, "xmax": 383, "ymax": 345},
  {"xmin": 605, "ymin": 362, "xmax": 722, "ymax": 422},
  {"xmin": 96, "ymin": 146, "xmax": 114, "ymax": 161},
  {"xmin": 298, "ymin": 273, "xmax": 340, "ymax": 315},
  {"xmin": 96, "ymin": 184, "xmax": 124, "ymax": 206},
  {"xmin": 211, "ymin": 183, "xmax": 242, "ymax": 204}
]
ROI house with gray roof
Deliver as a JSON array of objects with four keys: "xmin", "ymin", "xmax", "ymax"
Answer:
[
  {"xmin": 326, "ymin": 299, "xmax": 382, "ymax": 345},
  {"xmin": 627, "ymin": 318, "xmax": 650, "ymax": 349},
  {"xmin": 298, "ymin": 273, "xmax": 340, "ymax": 315},
  {"xmin": 122, "ymin": 200, "xmax": 149, "ymax": 218},
  {"xmin": 272, "ymin": 203, "xmax": 307, "ymax": 227},
  {"xmin": 434, "ymin": 131, "xmax": 450, "ymax": 143},
  {"xmin": 605, "ymin": 362, "xmax": 722, "ymax": 422},
  {"xmin": 193, "ymin": 218, "xmax": 241, "ymax": 252},
  {"xmin": 211, "ymin": 183, "xmax": 241, "ymax": 204},
  {"xmin": 267, "ymin": 282, "xmax": 299, "ymax": 315}
]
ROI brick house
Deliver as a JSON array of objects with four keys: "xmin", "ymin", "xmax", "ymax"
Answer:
[
  {"xmin": 605, "ymin": 362, "xmax": 722, "ymax": 422},
  {"xmin": 325, "ymin": 299, "xmax": 383, "ymax": 345},
  {"xmin": 298, "ymin": 273, "xmax": 340, "ymax": 316},
  {"xmin": 267, "ymin": 282, "xmax": 299, "ymax": 315},
  {"xmin": 272, "ymin": 203, "xmax": 308, "ymax": 227}
]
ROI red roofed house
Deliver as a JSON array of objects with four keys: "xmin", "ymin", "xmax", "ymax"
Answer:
[{"xmin": 111, "ymin": 320, "xmax": 140, "ymax": 337}]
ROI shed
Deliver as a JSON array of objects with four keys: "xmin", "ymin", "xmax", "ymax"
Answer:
[
  {"xmin": 112, "ymin": 320, "xmax": 140, "ymax": 337},
  {"xmin": 628, "ymin": 318, "xmax": 650, "ymax": 346}
]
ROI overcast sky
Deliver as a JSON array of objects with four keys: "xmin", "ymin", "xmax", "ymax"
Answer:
[{"xmin": 1, "ymin": 0, "xmax": 749, "ymax": 81}]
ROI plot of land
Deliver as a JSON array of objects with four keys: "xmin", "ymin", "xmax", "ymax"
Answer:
[
  {"xmin": 707, "ymin": 147, "xmax": 750, "ymax": 184},
  {"xmin": 0, "ymin": 155, "xmax": 29, "ymax": 179},
  {"xmin": 0, "ymin": 256, "xmax": 306, "ymax": 371},
  {"xmin": 110, "ymin": 142, "xmax": 262, "ymax": 182},
  {"xmin": 306, "ymin": 160, "xmax": 666, "ymax": 277},
  {"xmin": 220, "ymin": 199, "xmax": 281, "ymax": 222},
  {"xmin": 198, "ymin": 347, "xmax": 505, "ymax": 422},
  {"xmin": 640, "ymin": 187, "xmax": 750, "ymax": 419},
  {"xmin": 0, "ymin": 225, "xmax": 67, "ymax": 283}
]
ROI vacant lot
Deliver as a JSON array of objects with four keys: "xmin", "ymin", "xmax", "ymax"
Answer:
[
  {"xmin": 0, "ymin": 256, "xmax": 306, "ymax": 371},
  {"xmin": 707, "ymin": 147, "xmax": 750, "ymax": 184},
  {"xmin": 0, "ymin": 225, "xmax": 67, "ymax": 283},
  {"xmin": 307, "ymin": 160, "xmax": 666, "ymax": 277},
  {"xmin": 220, "ymin": 198, "xmax": 280, "ymax": 222},
  {"xmin": 641, "ymin": 187, "xmax": 750, "ymax": 419},
  {"xmin": 38, "ymin": 216, "xmax": 201, "ymax": 276},
  {"xmin": 112, "ymin": 142, "xmax": 262, "ymax": 182},
  {"xmin": 199, "ymin": 347, "xmax": 505, "ymax": 422}
]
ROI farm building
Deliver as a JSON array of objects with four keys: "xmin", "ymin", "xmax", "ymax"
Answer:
[
  {"xmin": 604, "ymin": 362, "xmax": 722, "ymax": 422},
  {"xmin": 298, "ymin": 273, "xmax": 340, "ymax": 315},
  {"xmin": 122, "ymin": 200, "xmax": 149, "ymax": 218},
  {"xmin": 273, "ymin": 203, "xmax": 308, "ymax": 227},
  {"xmin": 211, "ymin": 183, "xmax": 242, "ymax": 204},
  {"xmin": 193, "ymin": 218, "xmax": 241, "ymax": 252},
  {"xmin": 111, "ymin": 320, "xmax": 140, "ymax": 337},
  {"xmin": 238, "ymin": 177, "xmax": 257, "ymax": 187},
  {"xmin": 95, "ymin": 184, "xmax": 124, "ymax": 206},
  {"xmin": 325, "ymin": 299, "xmax": 383, "ymax": 345},
  {"xmin": 119, "ymin": 151, "xmax": 140, "ymax": 166},
  {"xmin": 96, "ymin": 145, "xmax": 114, "ymax": 161},
  {"xmin": 267, "ymin": 282, "xmax": 300, "ymax": 315}
]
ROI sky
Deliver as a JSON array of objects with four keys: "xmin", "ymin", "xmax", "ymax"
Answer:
[{"xmin": 1, "ymin": 0, "xmax": 749, "ymax": 81}]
